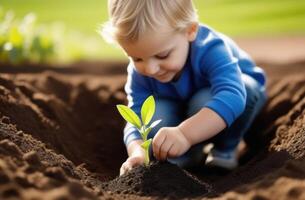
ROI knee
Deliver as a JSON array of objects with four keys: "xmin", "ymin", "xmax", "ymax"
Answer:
[
  {"xmin": 148, "ymin": 98, "xmax": 182, "ymax": 138},
  {"xmin": 154, "ymin": 98, "xmax": 181, "ymax": 123},
  {"xmin": 243, "ymin": 75, "xmax": 267, "ymax": 111},
  {"xmin": 187, "ymin": 88, "xmax": 212, "ymax": 116}
]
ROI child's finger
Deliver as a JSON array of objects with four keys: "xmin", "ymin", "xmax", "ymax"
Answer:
[
  {"xmin": 120, "ymin": 162, "xmax": 132, "ymax": 176},
  {"xmin": 159, "ymin": 140, "xmax": 173, "ymax": 160},
  {"xmin": 168, "ymin": 144, "xmax": 178, "ymax": 158},
  {"xmin": 120, "ymin": 164, "xmax": 127, "ymax": 176},
  {"xmin": 152, "ymin": 132, "xmax": 166, "ymax": 160},
  {"xmin": 120, "ymin": 166, "xmax": 126, "ymax": 176}
]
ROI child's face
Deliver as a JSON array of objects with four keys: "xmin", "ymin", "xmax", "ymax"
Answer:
[{"xmin": 119, "ymin": 26, "xmax": 197, "ymax": 83}]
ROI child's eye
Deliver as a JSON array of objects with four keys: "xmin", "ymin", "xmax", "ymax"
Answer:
[
  {"xmin": 132, "ymin": 58, "xmax": 142, "ymax": 62},
  {"xmin": 155, "ymin": 53, "xmax": 170, "ymax": 60}
]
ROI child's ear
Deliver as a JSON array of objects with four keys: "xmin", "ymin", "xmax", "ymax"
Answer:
[{"xmin": 186, "ymin": 22, "xmax": 199, "ymax": 42}]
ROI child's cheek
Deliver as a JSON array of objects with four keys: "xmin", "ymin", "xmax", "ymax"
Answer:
[
  {"xmin": 165, "ymin": 60, "xmax": 183, "ymax": 72},
  {"xmin": 134, "ymin": 64, "xmax": 145, "ymax": 74}
]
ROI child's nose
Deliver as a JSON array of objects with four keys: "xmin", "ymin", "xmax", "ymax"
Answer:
[{"xmin": 145, "ymin": 60, "xmax": 159, "ymax": 76}]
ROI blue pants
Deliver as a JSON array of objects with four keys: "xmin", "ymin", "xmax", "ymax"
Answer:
[{"xmin": 148, "ymin": 74, "xmax": 267, "ymax": 168}]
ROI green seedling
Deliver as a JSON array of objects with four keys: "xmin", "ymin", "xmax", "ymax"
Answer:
[{"xmin": 117, "ymin": 95, "xmax": 161, "ymax": 166}]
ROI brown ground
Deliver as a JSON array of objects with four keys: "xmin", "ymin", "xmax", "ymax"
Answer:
[{"xmin": 0, "ymin": 38, "xmax": 305, "ymax": 199}]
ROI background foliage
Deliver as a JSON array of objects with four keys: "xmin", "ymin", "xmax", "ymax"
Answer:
[{"xmin": 1, "ymin": 0, "xmax": 305, "ymax": 63}]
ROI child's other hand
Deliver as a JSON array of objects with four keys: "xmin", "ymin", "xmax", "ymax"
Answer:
[
  {"xmin": 120, "ymin": 154, "xmax": 145, "ymax": 176},
  {"xmin": 152, "ymin": 127, "xmax": 191, "ymax": 161},
  {"xmin": 120, "ymin": 155, "xmax": 145, "ymax": 176},
  {"xmin": 120, "ymin": 140, "xmax": 145, "ymax": 176}
]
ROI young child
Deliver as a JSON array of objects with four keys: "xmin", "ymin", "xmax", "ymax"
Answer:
[{"xmin": 101, "ymin": 0, "xmax": 267, "ymax": 176}]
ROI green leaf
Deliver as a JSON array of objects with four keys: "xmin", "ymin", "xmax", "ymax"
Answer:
[
  {"xmin": 141, "ymin": 138, "xmax": 152, "ymax": 149},
  {"xmin": 116, "ymin": 105, "xmax": 141, "ymax": 129},
  {"xmin": 150, "ymin": 119, "xmax": 162, "ymax": 129},
  {"xmin": 141, "ymin": 95, "xmax": 155, "ymax": 126}
]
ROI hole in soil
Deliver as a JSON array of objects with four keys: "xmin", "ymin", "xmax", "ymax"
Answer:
[{"xmin": 0, "ymin": 73, "xmax": 128, "ymax": 181}]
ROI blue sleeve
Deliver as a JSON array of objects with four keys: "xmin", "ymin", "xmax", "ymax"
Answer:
[
  {"xmin": 123, "ymin": 62, "xmax": 151, "ymax": 146},
  {"xmin": 194, "ymin": 39, "xmax": 247, "ymax": 127}
]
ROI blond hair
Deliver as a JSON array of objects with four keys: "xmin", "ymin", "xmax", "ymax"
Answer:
[{"xmin": 101, "ymin": 0, "xmax": 198, "ymax": 43}]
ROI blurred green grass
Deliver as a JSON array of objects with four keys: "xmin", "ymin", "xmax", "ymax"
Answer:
[{"xmin": 2, "ymin": 0, "xmax": 305, "ymax": 61}]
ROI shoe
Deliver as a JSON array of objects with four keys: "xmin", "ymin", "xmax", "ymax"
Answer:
[{"xmin": 205, "ymin": 147, "xmax": 238, "ymax": 170}]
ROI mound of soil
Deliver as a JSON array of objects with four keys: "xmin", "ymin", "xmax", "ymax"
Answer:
[
  {"xmin": 103, "ymin": 161, "xmax": 210, "ymax": 198},
  {"xmin": 0, "ymin": 58, "xmax": 304, "ymax": 199}
]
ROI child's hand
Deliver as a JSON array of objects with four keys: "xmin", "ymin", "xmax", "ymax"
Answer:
[
  {"xmin": 152, "ymin": 127, "xmax": 191, "ymax": 161},
  {"xmin": 120, "ymin": 153, "xmax": 145, "ymax": 176},
  {"xmin": 120, "ymin": 140, "xmax": 146, "ymax": 176}
]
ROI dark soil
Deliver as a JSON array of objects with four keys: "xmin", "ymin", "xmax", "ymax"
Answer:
[
  {"xmin": 0, "ymin": 58, "xmax": 304, "ymax": 199},
  {"xmin": 103, "ymin": 161, "xmax": 211, "ymax": 198}
]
